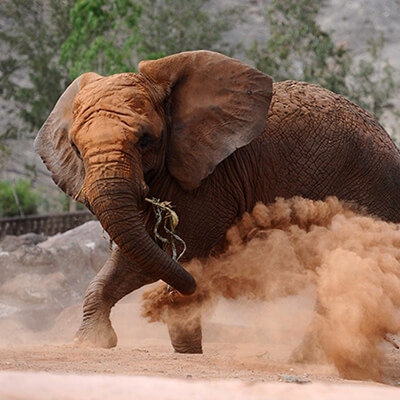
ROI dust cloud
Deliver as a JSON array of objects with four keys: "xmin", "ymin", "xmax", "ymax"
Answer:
[{"xmin": 142, "ymin": 196, "xmax": 400, "ymax": 382}]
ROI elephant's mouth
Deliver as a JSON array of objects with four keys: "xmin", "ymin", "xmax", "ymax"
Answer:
[{"xmin": 144, "ymin": 168, "xmax": 158, "ymax": 185}]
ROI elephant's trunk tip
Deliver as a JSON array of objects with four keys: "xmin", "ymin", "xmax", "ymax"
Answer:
[{"xmin": 178, "ymin": 275, "xmax": 197, "ymax": 295}]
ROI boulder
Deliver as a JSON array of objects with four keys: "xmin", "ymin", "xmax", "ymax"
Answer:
[{"xmin": 0, "ymin": 221, "xmax": 110, "ymax": 331}]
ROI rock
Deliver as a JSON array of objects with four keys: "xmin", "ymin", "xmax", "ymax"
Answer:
[
  {"xmin": 0, "ymin": 272, "xmax": 66, "ymax": 304},
  {"xmin": 0, "ymin": 236, "xmax": 25, "ymax": 252},
  {"xmin": 0, "ymin": 221, "xmax": 110, "ymax": 332},
  {"xmin": 278, "ymin": 374, "xmax": 311, "ymax": 384},
  {"xmin": 20, "ymin": 233, "xmax": 47, "ymax": 246},
  {"xmin": 39, "ymin": 221, "xmax": 109, "ymax": 253},
  {"xmin": 0, "ymin": 302, "xmax": 19, "ymax": 318}
]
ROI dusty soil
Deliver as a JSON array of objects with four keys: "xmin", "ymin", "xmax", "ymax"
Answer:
[
  {"xmin": 0, "ymin": 343, "xmax": 338, "ymax": 382},
  {"xmin": 0, "ymin": 290, "xmax": 399, "ymax": 387},
  {"xmin": 2, "ymin": 371, "xmax": 400, "ymax": 400},
  {"xmin": 0, "ymin": 283, "xmax": 399, "ymax": 400}
]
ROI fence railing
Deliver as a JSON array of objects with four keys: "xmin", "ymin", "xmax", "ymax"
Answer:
[{"xmin": 0, "ymin": 211, "xmax": 96, "ymax": 237}]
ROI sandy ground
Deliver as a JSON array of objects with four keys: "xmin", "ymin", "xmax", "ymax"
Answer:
[
  {"xmin": 1, "ymin": 340, "xmax": 399, "ymax": 384},
  {"xmin": 0, "ymin": 289, "xmax": 334, "ymax": 381},
  {"xmin": 0, "ymin": 289, "xmax": 399, "ymax": 398},
  {"xmin": 1, "ymin": 371, "xmax": 400, "ymax": 400}
]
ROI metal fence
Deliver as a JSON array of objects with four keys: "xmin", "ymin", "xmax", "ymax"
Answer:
[{"xmin": 0, "ymin": 211, "xmax": 96, "ymax": 237}]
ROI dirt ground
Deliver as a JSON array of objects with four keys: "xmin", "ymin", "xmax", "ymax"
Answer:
[
  {"xmin": 1, "ymin": 339, "xmax": 400, "ymax": 385},
  {"xmin": 0, "ymin": 289, "xmax": 399, "ymax": 387},
  {"xmin": 0, "ymin": 343, "xmax": 338, "ymax": 382}
]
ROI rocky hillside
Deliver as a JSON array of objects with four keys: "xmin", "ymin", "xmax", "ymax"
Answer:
[{"xmin": 1, "ymin": 0, "xmax": 399, "ymax": 205}]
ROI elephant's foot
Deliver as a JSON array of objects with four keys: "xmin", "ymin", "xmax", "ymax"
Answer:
[
  {"xmin": 170, "ymin": 331, "xmax": 203, "ymax": 354},
  {"xmin": 289, "ymin": 331, "xmax": 327, "ymax": 364},
  {"xmin": 173, "ymin": 345, "xmax": 203, "ymax": 354},
  {"xmin": 167, "ymin": 305, "xmax": 203, "ymax": 354},
  {"xmin": 74, "ymin": 317, "xmax": 117, "ymax": 348},
  {"xmin": 170, "ymin": 329, "xmax": 203, "ymax": 354}
]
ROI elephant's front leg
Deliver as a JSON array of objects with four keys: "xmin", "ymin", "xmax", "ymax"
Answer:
[
  {"xmin": 74, "ymin": 247, "xmax": 156, "ymax": 348},
  {"xmin": 167, "ymin": 301, "xmax": 203, "ymax": 354}
]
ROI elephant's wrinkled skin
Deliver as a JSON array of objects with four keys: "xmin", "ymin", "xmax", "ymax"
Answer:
[{"xmin": 35, "ymin": 51, "xmax": 400, "ymax": 352}]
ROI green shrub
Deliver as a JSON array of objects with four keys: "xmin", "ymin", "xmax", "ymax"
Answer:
[{"xmin": 0, "ymin": 179, "xmax": 42, "ymax": 217}]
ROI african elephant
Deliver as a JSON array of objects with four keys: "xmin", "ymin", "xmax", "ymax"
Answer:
[{"xmin": 35, "ymin": 50, "xmax": 400, "ymax": 353}]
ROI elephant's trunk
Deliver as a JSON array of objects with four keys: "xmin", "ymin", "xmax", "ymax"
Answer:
[{"xmin": 84, "ymin": 165, "xmax": 196, "ymax": 295}]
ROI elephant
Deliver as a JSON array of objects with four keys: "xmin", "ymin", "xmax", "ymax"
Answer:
[{"xmin": 35, "ymin": 50, "xmax": 400, "ymax": 353}]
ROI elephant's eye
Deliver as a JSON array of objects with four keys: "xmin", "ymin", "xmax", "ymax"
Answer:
[
  {"xmin": 138, "ymin": 134, "xmax": 151, "ymax": 150},
  {"xmin": 71, "ymin": 142, "xmax": 82, "ymax": 159}
]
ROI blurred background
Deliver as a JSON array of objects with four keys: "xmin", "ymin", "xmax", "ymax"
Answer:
[{"xmin": 0, "ymin": 0, "xmax": 399, "ymax": 217}]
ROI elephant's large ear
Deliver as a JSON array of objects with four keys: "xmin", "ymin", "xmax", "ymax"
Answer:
[
  {"xmin": 139, "ymin": 51, "xmax": 273, "ymax": 190},
  {"xmin": 34, "ymin": 72, "xmax": 100, "ymax": 202}
]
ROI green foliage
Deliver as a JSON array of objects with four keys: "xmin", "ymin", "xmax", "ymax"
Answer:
[
  {"xmin": 137, "ymin": 0, "xmax": 243, "ymax": 60},
  {"xmin": 0, "ymin": 179, "xmax": 42, "ymax": 217},
  {"xmin": 60, "ymin": 0, "xmax": 142, "ymax": 79},
  {"xmin": 0, "ymin": 0, "xmax": 74, "ymax": 133},
  {"xmin": 346, "ymin": 36, "xmax": 398, "ymax": 120},
  {"xmin": 247, "ymin": 0, "xmax": 399, "ymax": 121},
  {"xmin": 247, "ymin": 0, "xmax": 350, "ymax": 93},
  {"xmin": 60, "ymin": 0, "xmax": 242, "ymax": 73}
]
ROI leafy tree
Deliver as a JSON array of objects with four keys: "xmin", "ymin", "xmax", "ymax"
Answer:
[
  {"xmin": 137, "ymin": 0, "xmax": 243, "ymax": 60},
  {"xmin": 0, "ymin": 0, "xmax": 74, "ymax": 134},
  {"xmin": 247, "ymin": 0, "xmax": 398, "ymax": 121},
  {"xmin": 60, "ymin": 0, "xmax": 142, "ymax": 79},
  {"xmin": 247, "ymin": 0, "xmax": 350, "ymax": 92},
  {"xmin": 0, "ymin": 179, "xmax": 42, "ymax": 217},
  {"xmin": 60, "ymin": 0, "xmax": 243, "ymax": 75},
  {"xmin": 347, "ymin": 36, "xmax": 398, "ymax": 120}
]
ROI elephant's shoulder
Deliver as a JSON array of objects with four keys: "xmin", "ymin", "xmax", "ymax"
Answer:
[
  {"xmin": 268, "ymin": 81, "xmax": 394, "ymax": 152},
  {"xmin": 269, "ymin": 81, "xmax": 375, "ymax": 127},
  {"xmin": 270, "ymin": 81, "xmax": 346, "ymax": 115}
]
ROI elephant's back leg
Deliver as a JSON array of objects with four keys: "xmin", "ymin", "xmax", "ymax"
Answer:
[
  {"xmin": 266, "ymin": 83, "xmax": 400, "ymax": 223},
  {"xmin": 326, "ymin": 120, "xmax": 400, "ymax": 223},
  {"xmin": 340, "ymin": 152, "xmax": 400, "ymax": 222},
  {"xmin": 74, "ymin": 247, "xmax": 157, "ymax": 348}
]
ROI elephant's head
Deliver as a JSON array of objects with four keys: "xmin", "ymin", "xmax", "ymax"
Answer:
[{"xmin": 35, "ymin": 51, "xmax": 273, "ymax": 295}]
